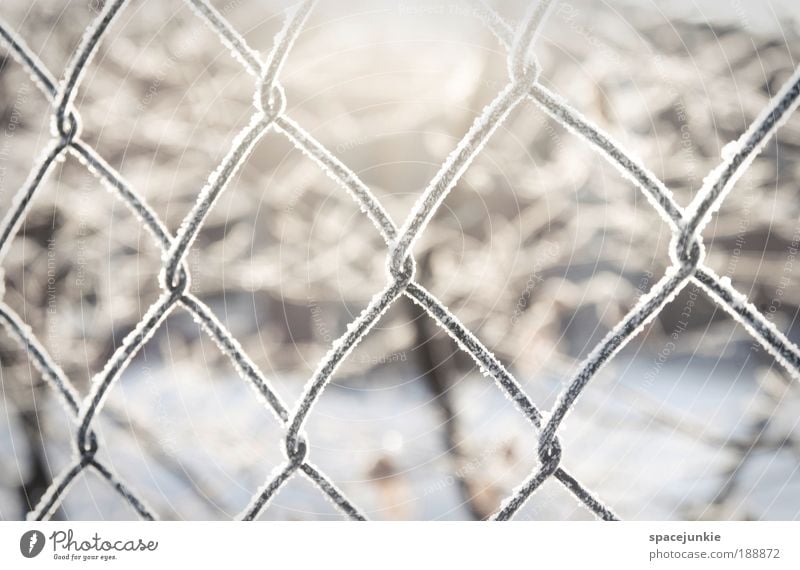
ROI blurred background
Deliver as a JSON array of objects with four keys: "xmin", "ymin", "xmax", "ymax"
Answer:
[{"xmin": 1, "ymin": 0, "xmax": 800, "ymax": 520}]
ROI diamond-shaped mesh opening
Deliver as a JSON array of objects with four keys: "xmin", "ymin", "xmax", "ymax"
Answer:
[
  {"xmin": 95, "ymin": 339, "xmax": 286, "ymax": 520},
  {"xmin": 2, "ymin": 159, "xmax": 164, "ymax": 387},
  {"xmin": 551, "ymin": 317, "xmax": 765, "ymax": 519}
]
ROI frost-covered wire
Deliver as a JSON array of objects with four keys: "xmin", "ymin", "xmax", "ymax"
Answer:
[
  {"xmin": 389, "ymin": 17, "xmax": 544, "ymax": 275},
  {"xmin": 185, "ymin": 0, "xmax": 263, "ymax": 75},
  {"xmin": 1, "ymin": 0, "xmax": 798, "ymax": 523},
  {"xmin": 185, "ymin": 0, "xmax": 609, "ymax": 520},
  {"xmin": 472, "ymin": 1, "xmax": 800, "ymax": 519},
  {"xmin": 475, "ymin": 0, "xmax": 800, "ymax": 384},
  {"xmin": 233, "ymin": 0, "xmax": 617, "ymax": 521},
  {"xmin": 52, "ymin": 0, "xmax": 126, "ymax": 140},
  {"xmin": 0, "ymin": 304, "xmax": 154, "ymax": 520},
  {"xmin": 162, "ymin": 1, "xmax": 312, "ymax": 290},
  {"xmin": 0, "ymin": 0, "xmax": 363, "ymax": 521}
]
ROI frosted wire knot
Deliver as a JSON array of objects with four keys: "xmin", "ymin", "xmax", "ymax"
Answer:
[
  {"xmin": 508, "ymin": 55, "xmax": 542, "ymax": 90},
  {"xmin": 507, "ymin": 0, "xmax": 552, "ymax": 86},
  {"xmin": 670, "ymin": 223, "xmax": 705, "ymax": 271},
  {"xmin": 284, "ymin": 433, "xmax": 309, "ymax": 465},
  {"xmin": 255, "ymin": 81, "xmax": 287, "ymax": 121},
  {"xmin": 76, "ymin": 424, "xmax": 100, "ymax": 460},
  {"xmin": 52, "ymin": 109, "xmax": 82, "ymax": 143},
  {"xmin": 159, "ymin": 262, "xmax": 191, "ymax": 296},
  {"xmin": 537, "ymin": 436, "xmax": 562, "ymax": 473},
  {"xmin": 386, "ymin": 251, "xmax": 417, "ymax": 287}
]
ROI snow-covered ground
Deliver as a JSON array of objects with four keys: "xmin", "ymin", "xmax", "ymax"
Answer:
[{"xmin": 3, "ymin": 346, "xmax": 797, "ymax": 520}]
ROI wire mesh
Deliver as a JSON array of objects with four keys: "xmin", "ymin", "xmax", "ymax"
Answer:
[{"xmin": 0, "ymin": 0, "xmax": 799, "ymax": 521}]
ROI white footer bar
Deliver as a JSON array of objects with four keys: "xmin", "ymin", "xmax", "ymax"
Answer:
[{"xmin": 1, "ymin": 521, "xmax": 798, "ymax": 569}]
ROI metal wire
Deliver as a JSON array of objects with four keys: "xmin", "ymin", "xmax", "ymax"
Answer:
[{"xmin": 0, "ymin": 0, "xmax": 798, "ymax": 521}]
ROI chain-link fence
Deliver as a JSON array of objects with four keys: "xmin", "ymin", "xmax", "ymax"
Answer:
[{"xmin": 1, "ymin": 0, "xmax": 799, "ymax": 520}]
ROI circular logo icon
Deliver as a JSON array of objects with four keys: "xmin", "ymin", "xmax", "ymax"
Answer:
[{"xmin": 20, "ymin": 530, "xmax": 46, "ymax": 558}]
